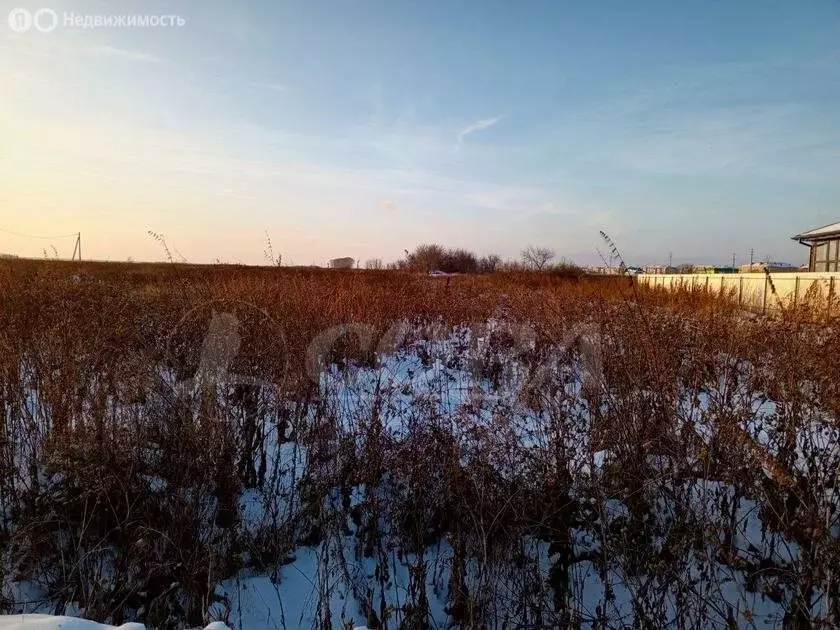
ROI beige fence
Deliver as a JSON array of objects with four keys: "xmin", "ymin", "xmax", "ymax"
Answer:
[{"xmin": 638, "ymin": 272, "xmax": 840, "ymax": 315}]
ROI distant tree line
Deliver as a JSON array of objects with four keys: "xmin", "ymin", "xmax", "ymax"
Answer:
[{"xmin": 384, "ymin": 243, "xmax": 582, "ymax": 275}]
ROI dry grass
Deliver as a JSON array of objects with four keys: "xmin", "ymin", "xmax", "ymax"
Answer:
[{"xmin": 0, "ymin": 259, "xmax": 838, "ymax": 628}]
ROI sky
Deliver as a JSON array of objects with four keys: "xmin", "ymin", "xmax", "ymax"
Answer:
[{"xmin": 1, "ymin": 0, "xmax": 839, "ymax": 266}]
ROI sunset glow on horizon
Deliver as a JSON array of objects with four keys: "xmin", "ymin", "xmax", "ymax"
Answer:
[{"xmin": 2, "ymin": 0, "xmax": 839, "ymax": 267}]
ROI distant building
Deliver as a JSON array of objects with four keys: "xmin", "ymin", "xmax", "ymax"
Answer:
[
  {"xmin": 792, "ymin": 221, "xmax": 840, "ymax": 272},
  {"xmin": 738, "ymin": 262, "xmax": 797, "ymax": 274},
  {"xmin": 329, "ymin": 257, "xmax": 355, "ymax": 269},
  {"xmin": 588, "ymin": 266, "xmax": 622, "ymax": 275},
  {"xmin": 643, "ymin": 265, "xmax": 676, "ymax": 275}
]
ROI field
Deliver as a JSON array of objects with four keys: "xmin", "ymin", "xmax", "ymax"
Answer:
[{"xmin": 1, "ymin": 260, "xmax": 839, "ymax": 629}]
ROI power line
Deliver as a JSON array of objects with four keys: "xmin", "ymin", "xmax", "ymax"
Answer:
[{"xmin": 0, "ymin": 227, "xmax": 79, "ymax": 240}]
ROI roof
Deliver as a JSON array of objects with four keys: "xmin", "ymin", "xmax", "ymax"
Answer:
[{"xmin": 792, "ymin": 221, "xmax": 840, "ymax": 242}]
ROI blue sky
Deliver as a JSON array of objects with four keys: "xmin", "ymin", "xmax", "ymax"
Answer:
[{"xmin": 1, "ymin": 0, "xmax": 839, "ymax": 266}]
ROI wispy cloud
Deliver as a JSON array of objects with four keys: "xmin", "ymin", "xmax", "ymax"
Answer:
[
  {"xmin": 246, "ymin": 81, "xmax": 286, "ymax": 92},
  {"xmin": 456, "ymin": 115, "xmax": 503, "ymax": 150},
  {"xmin": 87, "ymin": 45, "xmax": 162, "ymax": 64}
]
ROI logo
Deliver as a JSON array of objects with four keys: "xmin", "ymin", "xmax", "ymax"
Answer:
[
  {"xmin": 7, "ymin": 7, "xmax": 58, "ymax": 33},
  {"xmin": 7, "ymin": 8, "xmax": 185, "ymax": 32},
  {"xmin": 7, "ymin": 8, "xmax": 31, "ymax": 32},
  {"xmin": 165, "ymin": 299, "xmax": 290, "ymax": 398},
  {"xmin": 33, "ymin": 8, "xmax": 57, "ymax": 32}
]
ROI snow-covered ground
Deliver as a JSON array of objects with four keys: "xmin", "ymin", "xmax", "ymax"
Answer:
[
  {"xmin": 207, "ymin": 322, "xmax": 835, "ymax": 628},
  {"xmin": 3, "ymin": 319, "xmax": 838, "ymax": 628},
  {"xmin": 0, "ymin": 616, "xmax": 227, "ymax": 630}
]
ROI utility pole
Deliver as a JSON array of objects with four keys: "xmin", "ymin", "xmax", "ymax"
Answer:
[
  {"xmin": 669, "ymin": 252, "xmax": 673, "ymax": 269},
  {"xmin": 750, "ymin": 248, "xmax": 754, "ymax": 266},
  {"xmin": 732, "ymin": 253, "xmax": 736, "ymax": 270},
  {"xmin": 71, "ymin": 232, "xmax": 82, "ymax": 261}
]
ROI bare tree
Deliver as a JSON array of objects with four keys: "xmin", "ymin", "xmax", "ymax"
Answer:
[
  {"xmin": 478, "ymin": 254, "xmax": 502, "ymax": 273},
  {"xmin": 521, "ymin": 246, "xmax": 555, "ymax": 271},
  {"xmin": 365, "ymin": 258, "xmax": 384, "ymax": 270}
]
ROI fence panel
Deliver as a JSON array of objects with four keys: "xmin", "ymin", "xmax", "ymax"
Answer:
[{"xmin": 637, "ymin": 272, "xmax": 840, "ymax": 315}]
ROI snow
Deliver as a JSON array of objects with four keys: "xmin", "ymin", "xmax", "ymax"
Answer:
[
  {"xmin": 204, "ymin": 321, "xmax": 830, "ymax": 627},
  {"xmin": 5, "ymin": 319, "xmax": 838, "ymax": 628},
  {"xmin": 0, "ymin": 617, "xmax": 163, "ymax": 630},
  {"xmin": 214, "ymin": 532, "xmax": 453, "ymax": 629},
  {"xmin": 793, "ymin": 221, "xmax": 840, "ymax": 240},
  {"xmin": 0, "ymin": 616, "xmax": 229, "ymax": 630}
]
